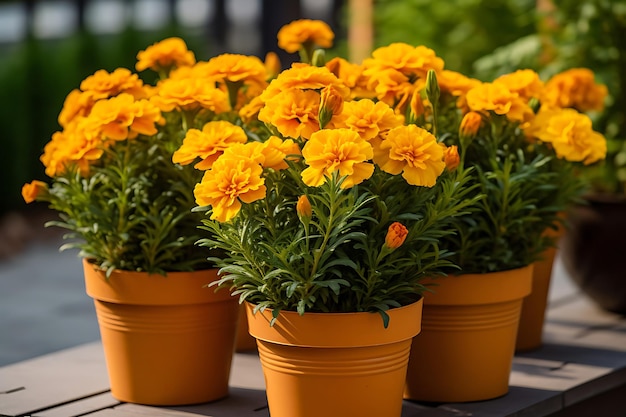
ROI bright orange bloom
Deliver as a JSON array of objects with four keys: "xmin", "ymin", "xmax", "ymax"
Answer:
[
  {"xmin": 57, "ymin": 89, "xmax": 94, "ymax": 128},
  {"xmin": 202, "ymin": 53, "xmax": 268, "ymax": 87},
  {"xmin": 466, "ymin": 82, "xmax": 534, "ymax": 123},
  {"xmin": 21, "ymin": 180, "xmax": 48, "ymax": 204},
  {"xmin": 260, "ymin": 64, "xmax": 350, "ymax": 103},
  {"xmin": 494, "ymin": 69, "xmax": 544, "ymax": 101},
  {"xmin": 526, "ymin": 107, "xmax": 607, "ymax": 165},
  {"xmin": 443, "ymin": 145, "xmax": 460, "ymax": 171},
  {"xmin": 264, "ymin": 51, "xmax": 282, "ymax": 80},
  {"xmin": 296, "ymin": 195, "xmax": 312, "ymax": 219},
  {"xmin": 363, "ymin": 43, "xmax": 444, "ymax": 80},
  {"xmin": 135, "ymin": 37, "xmax": 196, "ymax": 72},
  {"xmin": 301, "ymin": 128, "xmax": 374, "ymax": 188},
  {"xmin": 79, "ymin": 68, "xmax": 146, "ymax": 101},
  {"xmin": 173, "ymin": 121, "xmax": 248, "ymax": 170},
  {"xmin": 437, "ymin": 69, "xmax": 481, "ymax": 97},
  {"xmin": 258, "ymin": 89, "xmax": 321, "ymax": 139},
  {"xmin": 150, "ymin": 77, "xmax": 230, "ymax": 113},
  {"xmin": 385, "ymin": 222, "xmax": 408, "ymax": 249},
  {"xmin": 373, "ymin": 124, "xmax": 445, "ymax": 187},
  {"xmin": 277, "ymin": 19, "xmax": 334, "ymax": 53},
  {"xmin": 259, "ymin": 136, "xmax": 301, "ymax": 171},
  {"xmin": 332, "ymin": 99, "xmax": 403, "ymax": 141},
  {"xmin": 194, "ymin": 154, "xmax": 266, "ymax": 222},
  {"xmin": 543, "ymin": 68, "xmax": 608, "ymax": 112}
]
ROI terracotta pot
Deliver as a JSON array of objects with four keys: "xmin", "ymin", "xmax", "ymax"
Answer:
[
  {"xmin": 516, "ymin": 223, "xmax": 564, "ymax": 352},
  {"xmin": 404, "ymin": 265, "xmax": 533, "ymax": 402},
  {"xmin": 246, "ymin": 299, "xmax": 423, "ymax": 417},
  {"xmin": 560, "ymin": 196, "xmax": 626, "ymax": 314},
  {"xmin": 83, "ymin": 259, "xmax": 239, "ymax": 405}
]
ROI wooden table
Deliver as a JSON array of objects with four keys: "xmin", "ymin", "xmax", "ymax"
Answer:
[{"xmin": 2, "ymin": 265, "xmax": 625, "ymax": 417}]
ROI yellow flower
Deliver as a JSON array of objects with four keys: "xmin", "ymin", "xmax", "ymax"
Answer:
[
  {"xmin": 331, "ymin": 99, "xmax": 403, "ymax": 141},
  {"xmin": 173, "ymin": 121, "xmax": 248, "ymax": 170},
  {"xmin": 443, "ymin": 145, "xmax": 460, "ymax": 171},
  {"xmin": 194, "ymin": 154, "xmax": 266, "ymax": 222},
  {"xmin": 466, "ymin": 82, "xmax": 534, "ymax": 123},
  {"xmin": 296, "ymin": 195, "xmax": 312, "ymax": 219},
  {"xmin": 543, "ymin": 68, "xmax": 608, "ymax": 112},
  {"xmin": 526, "ymin": 107, "xmax": 607, "ymax": 165},
  {"xmin": 373, "ymin": 124, "xmax": 445, "ymax": 187},
  {"xmin": 494, "ymin": 69, "xmax": 544, "ymax": 101},
  {"xmin": 277, "ymin": 19, "xmax": 334, "ymax": 54},
  {"xmin": 260, "ymin": 136, "xmax": 301, "ymax": 171},
  {"xmin": 150, "ymin": 77, "xmax": 230, "ymax": 113},
  {"xmin": 135, "ymin": 37, "xmax": 196, "ymax": 72},
  {"xmin": 363, "ymin": 43, "xmax": 444, "ymax": 80},
  {"xmin": 202, "ymin": 53, "xmax": 268, "ymax": 87},
  {"xmin": 301, "ymin": 128, "xmax": 374, "ymax": 188},
  {"xmin": 260, "ymin": 64, "xmax": 350, "ymax": 103},
  {"xmin": 57, "ymin": 89, "xmax": 94, "ymax": 128},
  {"xmin": 238, "ymin": 95, "xmax": 265, "ymax": 123},
  {"xmin": 79, "ymin": 68, "xmax": 146, "ymax": 101},
  {"xmin": 385, "ymin": 222, "xmax": 408, "ymax": 249},
  {"xmin": 258, "ymin": 89, "xmax": 321, "ymax": 139},
  {"xmin": 325, "ymin": 57, "xmax": 369, "ymax": 98},
  {"xmin": 21, "ymin": 180, "xmax": 48, "ymax": 204},
  {"xmin": 40, "ymin": 127, "xmax": 103, "ymax": 177}
]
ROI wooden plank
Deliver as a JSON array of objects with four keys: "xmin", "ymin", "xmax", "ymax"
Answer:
[
  {"xmin": 0, "ymin": 341, "xmax": 110, "ymax": 417},
  {"xmin": 33, "ymin": 393, "xmax": 119, "ymax": 417},
  {"xmin": 228, "ymin": 352, "xmax": 265, "ymax": 390}
]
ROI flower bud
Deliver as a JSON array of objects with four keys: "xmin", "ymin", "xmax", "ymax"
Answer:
[
  {"xmin": 459, "ymin": 111, "xmax": 482, "ymax": 142},
  {"xmin": 312, "ymin": 49, "xmax": 326, "ymax": 67},
  {"xmin": 319, "ymin": 85, "xmax": 344, "ymax": 129},
  {"xmin": 264, "ymin": 52, "xmax": 282, "ymax": 80},
  {"xmin": 425, "ymin": 69, "xmax": 440, "ymax": 108},
  {"xmin": 21, "ymin": 180, "xmax": 48, "ymax": 204},
  {"xmin": 385, "ymin": 222, "xmax": 408, "ymax": 249},
  {"xmin": 297, "ymin": 195, "xmax": 312, "ymax": 219},
  {"xmin": 407, "ymin": 88, "xmax": 425, "ymax": 124},
  {"xmin": 443, "ymin": 145, "xmax": 460, "ymax": 171}
]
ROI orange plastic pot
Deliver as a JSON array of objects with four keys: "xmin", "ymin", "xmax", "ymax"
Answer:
[
  {"xmin": 246, "ymin": 299, "xmax": 423, "ymax": 417},
  {"xmin": 83, "ymin": 259, "xmax": 239, "ymax": 405},
  {"xmin": 404, "ymin": 265, "xmax": 533, "ymax": 402}
]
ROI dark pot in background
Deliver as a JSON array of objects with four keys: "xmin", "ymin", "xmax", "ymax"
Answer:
[{"xmin": 560, "ymin": 195, "xmax": 626, "ymax": 315}]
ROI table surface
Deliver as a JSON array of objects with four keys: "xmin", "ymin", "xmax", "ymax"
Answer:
[{"xmin": 1, "ymin": 260, "xmax": 625, "ymax": 417}]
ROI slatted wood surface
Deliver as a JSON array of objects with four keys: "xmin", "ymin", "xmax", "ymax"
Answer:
[{"xmin": 1, "ymin": 258, "xmax": 625, "ymax": 417}]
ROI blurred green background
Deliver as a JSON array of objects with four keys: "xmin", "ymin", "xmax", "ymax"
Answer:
[{"xmin": 1, "ymin": 0, "xmax": 625, "ymax": 216}]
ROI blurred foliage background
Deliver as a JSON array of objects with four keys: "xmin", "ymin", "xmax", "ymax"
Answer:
[{"xmin": 1, "ymin": 0, "xmax": 625, "ymax": 216}]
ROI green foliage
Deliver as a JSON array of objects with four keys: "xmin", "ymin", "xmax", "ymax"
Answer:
[{"xmin": 198, "ymin": 159, "xmax": 478, "ymax": 322}]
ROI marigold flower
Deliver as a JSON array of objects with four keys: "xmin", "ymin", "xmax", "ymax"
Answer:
[
  {"xmin": 57, "ymin": 89, "xmax": 94, "ymax": 128},
  {"xmin": 385, "ymin": 222, "xmax": 408, "ymax": 249},
  {"xmin": 332, "ymin": 99, "xmax": 403, "ymax": 141},
  {"xmin": 373, "ymin": 124, "xmax": 445, "ymax": 187},
  {"xmin": 258, "ymin": 89, "xmax": 321, "ymax": 139},
  {"xmin": 443, "ymin": 145, "xmax": 460, "ymax": 171},
  {"xmin": 363, "ymin": 43, "xmax": 444, "ymax": 80},
  {"xmin": 325, "ymin": 57, "xmax": 367, "ymax": 96},
  {"xmin": 260, "ymin": 64, "xmax": 350, "ymax": 103},
  {"xmin": 264, "ymin": 51, "xmax": 282, "ymax": 80},
  {"xmin": 543, "ymin": 68, "xmax": 607, "ymax": 112},
  {"xmin": 301, "ymin": 128, "xmax": 374, "ymax": 188},
  {"xmin": 526, "ymin": 108, "xmax": 607, "ymax": 165},
  {"xmin": 459, "ymin": 111, "xmax": 482, "ymax": 141},
  {"xmin": 79, "ymin": 68, "xmax": 146, "ymax": 101},
  {"xmin": 437, "ymin": 70, "xmax": 481, "ymax": 97},
  {"xmin": 260, "ymin": 136, "xmax": 301, "ymax": 171},
  {"xmin": 135, "ymin": 37, "xmax": 196, "ymax": 72},
  {"xmin": 466, "ymin": 82, "xmax": 534, "ymax": 123},
  {"xmin": 203, "ymin": 53, "xmax": 268, "ymax": 87},
  {"xmin": 296, "ymin": 195, "xmax": 312, "ymax": 219},
  {"xmin": 494, "ymin": 69, "xmax": 544, "ymax": 101},
  {"xmin": 21, "ymin": 180, "xmax": 48, "ymax": 204},
  {"xmin": 150, "ymin": 77, "xmax": 230, "ymax": 113},
  {"xmin": 277, "ymin": 19, "xmax": 334, "ymax": 54},
  {"xmin": 194, "ymin": 154, "xmax": 266, "ymax": 222}
]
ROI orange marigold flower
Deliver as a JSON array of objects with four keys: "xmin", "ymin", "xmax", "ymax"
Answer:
[
  {"xmin": 150, "ymin": 77, "xmax": 230, "ymax": 113},
  {"xmin": 173, "ymin": 121, "xmax": 248, "ymax": 170},
  {"xmin": 525, "ymin": 107, "xmax": 607, "ymax": 165},
  {"xmin": 57, "ymin": 89, "xmax": 94, "ymax": 128},
  {"xmin": 373, "ymin": 124, "xmax": 445, "ymax": 187},
  {"xmin": 40, "ymin": 127, "xmax": 104, "ymax": 177},
  {"xmin": 466, "ymin": 82, "xmax": 534, "ymax": 123},
  {"xmin": 87, "ymin": 94, "xmax": 163, "ymax": 141},
  {"xmin": 494, "ymin": 69, "xmax": 544, "ymax": 101},
  {"xmin": 459, "ymin": 111, "xmax": 483, "ymax": 141},
  {"xmin": 319, "ymin": 85, "xmax": 345, "ymax": 128},
  {"xmin": 437, "ymin": 69, "xmax": 481, "ymax": 97},
  {"xmin": 203, "ymin": 53, "xmax": 268, "ymax": 87},
  {"xmin": 260, "ymin": 64, "xmax": 350, "ymax": 103},
  {"xmin": 238, "ymin": 95, "xmax": 265, "ymax": 123},
  {"xmin": 443, "ymin": 145, "xmax": 460, "ymax": 171},
  {"xmin": 79, "ymin": 68, "xmax": 146, "ymax": 101},
  {"xmin": 363, "ymin": 43, "xmax": 444, "ymax": 81},
  {"xmin": 301, "ymin": 128, "xmax": 374, "ymax": 188},
  {"xmin": 194, "ymin": 154, "xmax": 266, "ymax": 222},
  {"xmin": 364, "ymin": 67, "xmax": 412, "ymax": 107},
  {"xmin": 296, "ymin": 195, "xmax": 312, "ymax": 219},
  {"xmin": 21, "ymin": 180, "xmax": 48, "ymax": 204},
  {"xmin": 260, "ymin": 136, "xmax": 301, "ymax": 171},
  {"xmin": 385, "ymin": 222, "xmax": 408, "ymax": 249},
  {"xmin": 543, "ymin": 68, "xmax": 608, "ymax": 112},
  {"xmin": 332, "ymin": 99, "xmax": 403, "ymax": 141},
  {"xmin": 259, "ymin": 89, "xmax": 321, "ymax": 139},
  {"xmin": 264, "ymin": 51, "xmax": 282, "ymax": 80},
  {"xmin": 135, "ymin": 37, "xmax": 196, "ymax": 72},
  {"xmin": 277, "ymin": 19, "xmax": 334, "ymax": 54}
]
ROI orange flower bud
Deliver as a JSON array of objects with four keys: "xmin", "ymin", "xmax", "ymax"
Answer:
[
  {"xmin": 21, "ymin": 180, "xmax": 48, "ymax": 204},
  {"xmin": 296, "ymin": 195, "xmax": 312, "ymax": 219},
  {"xmin": 459, "ymin": 111, "xmax": 482, "ymax": 141},
  {"xmin": 443, "ymin": 145, "xmax": 460, "ymax": 171},
  {"xmin": 409, "ymin": 88, "xmax": 425, "ymax": 120},
  {"xmin": 385, "ymin": 222, "xmax": 408, "ymax": 249},
  {"xmin": 264, "ymin": 52, "xmax": 281, "ymax": 80},
  {"xmin": 319, "ymin": 85, "xmax": 344, "ymax": 129}
]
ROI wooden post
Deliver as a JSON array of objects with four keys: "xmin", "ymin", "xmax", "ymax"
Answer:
[{"xmin": 348, "ymin": 0, "xmax": 373, "ymax": 63}]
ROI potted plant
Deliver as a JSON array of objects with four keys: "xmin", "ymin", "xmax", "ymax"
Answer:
[
  {"xmin": 18, "ymin": 37, "xmax": 271, "ymax": 405},
  {"xmin": 180, "ymin": 19, "xmax": 477, "ymax": 417},
  {"xmin": 402, "ymin": 65, "xmax": 607, "ymax": 401}
]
